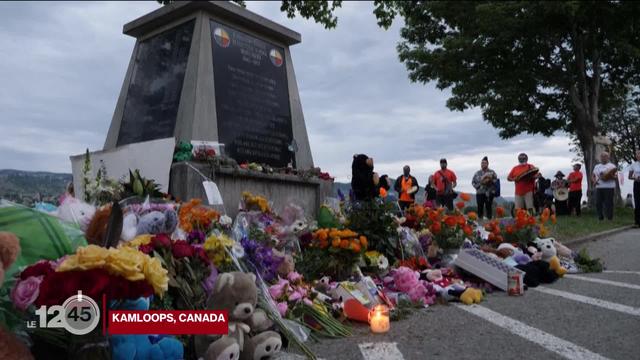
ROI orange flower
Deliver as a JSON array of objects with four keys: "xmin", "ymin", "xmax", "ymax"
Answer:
[
  {"xmin": 320, "ymin": 240, "xmax": 329, "ymax": 249},
  {"xmin": 516, "ymin": 209, "xmax": 527, "ymax": 221},
  {"xmin": 460, "ymin": 193, "xmax": 471, "ymax": 202},
  {"xmin": 317, "ymin": 230, "xmax": 328, "ymax": 242},
  {"xmin": 463, "ymin": 225, "xmax": 473, "ymax": 236},
  {"xmin": 496, "ymin": 207, "xmax": 505, "ymax": 217},
  {"xmin": 495, "ymin": 235, "xmax": 504, "ymax": 243},
  {"xmin": 340, "ymin": 240, "xmax": 349, "ymax": 249},
  {"xmin": 430, "ymin": 222, "xmax": 442, "ymax": 234},
  {"xmin": 457, "ymin": 215, "xmax": 466, "ymax": 226},
  {"xmin": 488, "ymin": 232, "xmax": 496, "ymax": 242},
  {"xmin": 359, "ymin": 236, "xmax": 368, "ymax": 248},
  {"xmin": 516, "ymin": 218, "xmax": 527, "ymax": 229},
  {"xmin": 493, "ymin": 225, "xmax": 501, "ymax": 234},
  {"xmin": 456, "ymin": 201, "xmax": 465, "ymax": 209},
  {"xmin": 331, "ymin": 238, "xmax": 341, "ymax": 248},
  {"xmin": 428, "ymin": 210, "xmax": 440, "ymax": 222},
  {"xmin": 467, "ymin": 212, "xmax": 478, "ymax": 221},
  {"xmin": 506, "ymin": 225, "xmax": 514, "ymax": 234},
  {"xmin": 484, "ymin": 223, "xmax": 493, "ymax": 232},
  {"xmin": 351, "ymin": 242, "xmax": 361, "ymax": 253},
  {"xmin": 444, "ymin": 216, "xmax": 458, "ymax": 228},
  {"xmin": 527, "ymin": 216, "xmax": 536, "ymax": 225}
]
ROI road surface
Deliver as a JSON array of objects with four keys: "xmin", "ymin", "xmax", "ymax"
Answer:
[{"xmin": 280, "ymin": 228, "xmax": 640, "ymax": 360}]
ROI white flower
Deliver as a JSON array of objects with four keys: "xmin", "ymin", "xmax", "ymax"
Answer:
[
  {"xmin": 219, "ymin": 215, "xmax": 233, "ymax": 227},
  {"xmin": 231, "ymin": 243, "xmax": 245, "ymax": 258},
  {"xmin": 377, "ymin": 255, "xmax": 389, "ymax": 270}
]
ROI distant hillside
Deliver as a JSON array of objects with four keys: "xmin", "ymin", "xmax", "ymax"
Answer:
[{"xmin": 0, "ymin": 169, "xmax": 71, "ymax": 205}]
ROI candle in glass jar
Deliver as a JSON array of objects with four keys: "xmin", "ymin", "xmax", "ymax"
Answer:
[{"xmin": 369, "ymin": 305, "xmax": 390, "ymax": 333}]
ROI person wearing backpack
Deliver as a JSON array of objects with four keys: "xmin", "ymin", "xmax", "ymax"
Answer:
[
  {"xmin": 433, "ymin": 158, "xmax": 457, "ymax": 210},
  {"xmin": 472, "ymin": 156, "xmax": 498, "ymax": 219}
]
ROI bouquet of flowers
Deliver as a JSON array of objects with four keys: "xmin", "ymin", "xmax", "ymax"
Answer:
[
  {"xmin": 296, "ymin": 228, "xmax": 367, "ymax": 281},
  {"xmin": 268, "ymin": 272, "xmax": 351, "ymax": 339},
  {"xmin": 382, "ymin": 267, "xmax": 437, "ymax": 307},
  {"xmin": 481, "ymin": 208, "xmax": 555, "ymax": 246},
  {"xmin": 241, "ymin": 192, "xmax": 271, "ymax": 213},
  {"xmin": 178, "ymin": 199, "xmax": 230, "ymax": 235},
  {"xmin": 345, "ymin": 199, "xmax": 399, "ymax": 262},
  {"xmin": 125, "ymin": 234, "xmax": 212, "ymax": 310},
  {"xmin": 360, "ymin": 250, "xmax": 390, "ymax": 274}
]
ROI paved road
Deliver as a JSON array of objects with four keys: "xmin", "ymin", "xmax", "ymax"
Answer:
[{"xmin": 280, "ymin": 228, "xmax": 640, "ymax": 360}]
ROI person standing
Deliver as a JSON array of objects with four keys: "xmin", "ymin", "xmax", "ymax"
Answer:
[
  {"xmin": 551, "ymin": 171, "xmax": 569, "ymax": 215},
  {"xmin": 567, "ymin": 164, "xmax": 584, "ymax": 216},
  {"xmin": 507, "ymin": 153, "xmax": 537, "ymax": 212},
  {"xmin": 628, "ymin": 150, "xmax": 640, "ymax": 227},
  {"xmin": 394, "ymin": 165, "xmax": 419, "ymax": 211},
  {"xmin": 351, "ymin": 154, "xmax": 378, "ymax": 201},
  {"xmin": 472, "ymin": 156, "xmax": 498, "ymax": 219},
  {"xmin": 424, "ymin": 175, "xmax": 438, "ymax": 209},
  {"xmin": 433, "ymin": 158, "xmax": 457, "ymax": 210},
  {"xmin": 592, "ymin": 152, "xmax": 617, "ymax": 221}
]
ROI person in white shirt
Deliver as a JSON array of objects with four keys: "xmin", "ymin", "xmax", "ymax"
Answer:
[
  {"xmin": 592, "ymin": 152, "xmax": 617, "ymax": 220},
  {"xmin": 628, "ymin": 150, "xmax": 640, "ymax": 227}
]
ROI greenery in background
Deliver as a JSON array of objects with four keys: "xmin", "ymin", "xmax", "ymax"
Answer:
[
  {"xmin": 574, "ymin": 248, "xmax": 604, "ymax": 273},
  {"xmin": 390, "ymin": 298, "xmax": 414, "ymax": 321},
  {"xmin": 551, "ymin": 207, "xmax": 634, "ymax": 242},
  {"xmin": 345, "ymin": 200, "xmax": 399, "ymax": 262},
  {"xmin": 295, "ymin": 246, "xmax": 357, "ymax": 281}
]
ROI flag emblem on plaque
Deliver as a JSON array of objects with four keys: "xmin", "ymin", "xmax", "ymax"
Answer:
[
  {"xmin": 269, "ymin": 49, "xmax": 283, "ymax": 67},
  {"xmin": 213, "ymin": 28, "xmax": 230, "ymax": 48}
]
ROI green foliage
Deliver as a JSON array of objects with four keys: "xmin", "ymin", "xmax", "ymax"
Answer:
[
  {"xmin": 295, "ymin": 246, "xmax": 358, "ymax": 281},
  {"xmin": 574, "ymin": 248, "xmax": 604, "ymax": 273},
  {"xmin": 345, "ymin": 200, "xmax": 399, "ymax": 261},
  {"xmin": 82, "ymin": 148, "xmax": 91, "ymax": 202},
  {"xmin": 280, "ymin": 0, "xmax": 343, "ymax": 29},
  {"xmin": 600, "ymin": 88, "xmax": 640, "ymax": 165},
  {"xmin": 121, "ymin": 169, "xmax": 163, "ymax": 199}
]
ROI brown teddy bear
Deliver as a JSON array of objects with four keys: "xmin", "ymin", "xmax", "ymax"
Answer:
[
  {"xmin": 0, "ymin": 232, "xmax": 34, "ymax": 360},
  {"xmin": 200, "ymin": 272, "xmax": 281, "ymax": 360}
]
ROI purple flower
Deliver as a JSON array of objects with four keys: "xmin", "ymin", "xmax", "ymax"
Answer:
[
  {"xmin": 287, "ymin": 272, "xmax": 302, "ymax": 283},
  {"xmin": 240, "ymin": 237, "xmax": 284, "ymax": 282},
  {"xmin": 188, "ymin": 230, "xmax": 206, "ymax": 244},
  {"xmin": 202, "ymin": 265, "xmax": 219, "ymax": 298}
]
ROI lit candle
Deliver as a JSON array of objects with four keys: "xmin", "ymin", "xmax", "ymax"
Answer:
[{"xmin": 368, "ymin": 305, "xmax": 390, "ymax": 333}]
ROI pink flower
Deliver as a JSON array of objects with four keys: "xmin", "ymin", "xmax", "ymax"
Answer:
[
  {"xmin": 303, "ymin": 298, "xmax": 313, "ymax": 306},
  {"xmin": 393, "ymin": 267, "xmax": 420, "ymax": 293},
  {"xmin": 287, "ymin": 272, "xmax": 302, "ymax": 283},
  {"xmin": 407, "ymin": 283, "xmax": 427, "ymax": 304},
  {"xmin": 276, "ymin": 302, "xmax": 288, "ymax": 317},
  {"xmin": 289, "ymin": 290, "xmax": 303, "ymax": 302},
  {"xmin": 11, "ymin": 276, "xmax": 43, "ymax": 311},
  {"xmin": 268, "ymin": 278, "xmax": 289, "ymax": 300}
]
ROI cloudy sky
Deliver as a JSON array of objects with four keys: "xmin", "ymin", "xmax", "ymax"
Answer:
[{"xmin": 0, "ymin": 1, "xmax": 634, "ymax": 197}]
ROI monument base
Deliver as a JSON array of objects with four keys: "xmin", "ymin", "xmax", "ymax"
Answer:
[{"xmin": 169, "ymin": 162, "xmax": 334, "ymax": 218}]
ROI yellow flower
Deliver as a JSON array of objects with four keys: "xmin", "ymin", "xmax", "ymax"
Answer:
[
  {"xmin": 58, "ymin": 245, "xmax": 109, "ymax": 271},
  {"xmin": 204, "ymin": 234, "xmax": 234, "ymax": 267},
  {"xmin": 106, "ymin": 247, "xmax": 146, "ymax": 282},
  {"xmin": 143, "ymin": 257, "xmax": 169, "ymax": 295},
  {"xmin": 125, "ymin": 234, "xmax": 153, "ymax": 248}
]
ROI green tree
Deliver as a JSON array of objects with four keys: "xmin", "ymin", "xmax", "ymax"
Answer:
[{"xmin": 601, "ymin": 88, "xmax": 640, "ymax": 165}]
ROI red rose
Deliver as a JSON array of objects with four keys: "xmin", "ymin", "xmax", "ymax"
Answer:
[
  {"xmin": 194, "ymin": 247, "xmax": 210, "ymax": 264},
  {"xmin": 172, "ymin": 240, "xmax": 194, "ymax": 258},
  {"xmin": 139, "ymin": 244, "xmax": 154, "ymax": 254},
  {"xmin": 20, "ymin": 261, "xmax": 54, "ymax": 280},
  {"xmin": 151, "ymin": 234, "xmax": 172, "ymax": 249}
]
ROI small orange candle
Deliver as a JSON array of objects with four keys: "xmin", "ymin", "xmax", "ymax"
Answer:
[{"xmin": 368, "ymin": 305, "xmax": 390, "ymax": 333}]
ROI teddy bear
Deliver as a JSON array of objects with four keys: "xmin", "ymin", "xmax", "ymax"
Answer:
[
  {"xmin": 136, "ymin": 209, "xmax": 178, "ymax": 236},
  {"xmin": 201, "ymin": 272, "xmax": 282, "ymax": 360},
  {"xmin": 533, "ymin": 238, "xmax": 567, "ymax": 277},
  {"xmin": 55, "ymin": 196, "xmax": 96, "ymax": 232},
  {"xmin": 0, "ymin": 232, "xmax": 35, "ymax": 360},
  {"xmin": 110, "ymin": 297, "xmax": 184, "ymax": 360},
  {"xmin": 424, "ymin": 269, "xmax": 483, "ymax": 305}
]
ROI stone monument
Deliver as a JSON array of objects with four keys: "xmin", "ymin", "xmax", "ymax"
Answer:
[{"xmin": 102, "ymin": 1, "xmax": 331, "ymax": 217}]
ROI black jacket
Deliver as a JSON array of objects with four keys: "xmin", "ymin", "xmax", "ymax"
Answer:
[
  {"xmin": 394, "ymin": 175, "xmax": 419, "ymax": 202},
  {"xmin": 351, "ymin": 154, "xmax": 377, "ymax": 201}
]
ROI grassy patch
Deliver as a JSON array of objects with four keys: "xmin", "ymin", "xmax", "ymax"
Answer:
[{"xmin": 550, "ymin": 207, "xmax": 634, "ymax": 242}]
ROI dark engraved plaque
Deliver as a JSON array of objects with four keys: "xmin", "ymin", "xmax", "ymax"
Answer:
[
  {"xmin": 210, "ymin": 20, "xmax": 294, "ymax": 167},
  {"xmin": 117, "ymin": 19, "xmax": 195, "ymax": 147}
]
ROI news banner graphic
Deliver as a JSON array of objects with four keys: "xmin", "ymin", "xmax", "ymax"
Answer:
[{"xmin": 28, "ymin": 291, "xmax": 229, "ymax": 335}]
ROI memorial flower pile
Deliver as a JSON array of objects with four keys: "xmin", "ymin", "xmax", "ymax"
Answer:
[
  {"xmin": 178, "ymin": 199, "xmax": 223, "ymax": 234},
  {"xmin": 241, "ymin": 191, "xmax": 271, "ymax": 213},
  {"xmin": 481, "ymin": 208, "xmax": 555, "ymax": 246},
  {"xmin": 125, "ymin": 234, "xmax": 211, "ymax": 310}
]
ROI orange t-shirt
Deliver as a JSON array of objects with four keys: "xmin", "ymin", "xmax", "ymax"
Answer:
[
  {"xmin": 399, "ymin": 177, "xmax": 413, "ymax": 202},
  {"xmin": 567, "ymin": 171, "xmax": 583, "ymax": 192},
  {"xmin": 433, "ymin": 169, "xmax": 457, "ymax": 195},
  {"xmin": 509, "ymin": 164, "xmax": 536, "ymax": 196}
]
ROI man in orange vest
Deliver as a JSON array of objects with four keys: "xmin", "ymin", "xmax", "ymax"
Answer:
[{"xmin": 394, "ymin": 165, "xmax": 419, "ymax": 210}]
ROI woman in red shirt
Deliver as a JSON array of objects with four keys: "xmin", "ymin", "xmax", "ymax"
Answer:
[{"xmin": 567, "ymin": 164, "xmax": 583, "ymax": 216}]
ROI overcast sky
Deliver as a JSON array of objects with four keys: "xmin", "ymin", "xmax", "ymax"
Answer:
[{"xmin": 0, "ymin": 1, "xmax": 634, "ymax": 197}]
